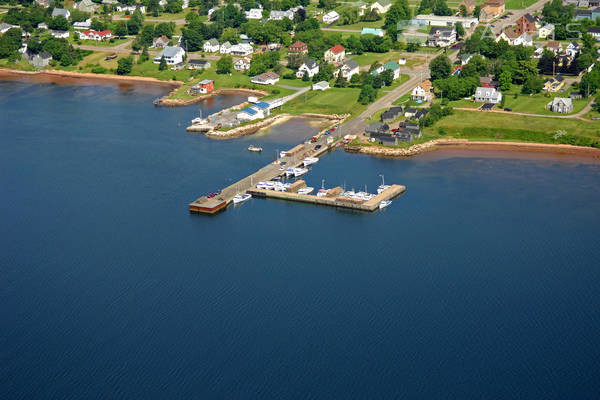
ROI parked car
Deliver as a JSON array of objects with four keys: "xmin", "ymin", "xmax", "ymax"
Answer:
[
  {"xmin": 504, "ymin": 107, "xmax": 512, "ymax": 111},
  {"xmin": 592, "ymin": 116, "xmax": 600, "ymax": 120},
  {"xmin": 311, "ymin": 136, "xmax": 318, "ymax": 142},
  {"xmin": 315, "ymin": 144, "xmax": 322, "ymax": 149}
]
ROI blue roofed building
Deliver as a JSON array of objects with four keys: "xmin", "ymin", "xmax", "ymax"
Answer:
[
  {"xmin": 361, "ymin": 27, "xmax": 384, "ymax": 37},
  {"xmin": 237, "ymin": 105, "xmax": 265, "ymax": 121}
]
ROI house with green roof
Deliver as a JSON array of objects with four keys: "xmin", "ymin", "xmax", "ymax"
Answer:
[
  {"xmin": 383, "ymin": 60, "xmax": 401, "ymax": 79},
  {"xmin": 361, "ymin": 27, "xmax": 384, "ymax": 37},
  {"xmin": 371, "ymin": 0, "xmax": 392, "ymax": 14}
]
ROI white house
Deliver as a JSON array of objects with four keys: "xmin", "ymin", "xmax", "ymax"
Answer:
[
  {"xmin": 230, "ymin": 43, "xmax": 253, "ymax": 56},
  {"xmin": 245, "ymin": 8, "xmax": 263, "ymax": 19},
  {"xmin": 411, "ymin": 79, "xmax": 433, "ymax": 101},
  {"xmin": 251, "ymin": 71, "xmax": 280, "ymax": 85},
  {"xmin": 234, "ymin": 57, "xmax": 251, "ymax": 71},
  {"xmin": 220, "ymin": 41, "xmax": 232, "ymax": 54},
  {"xmin": 322, "ymin": 10, "xmax": 340, "ymax": 24},
  {"xmin": 50, "ymin": 30, "xmax": 70, "ymax": 38},
  {"xmin": 547, "ymin": 97, "xmax": 573, "ymax": 113},
  {"xmin": 153, "ymin": 46, "xmax": 185, "ymax": 65},
  {"xmin": 588, "ymin": 27, "xmax": 600, "ymax": 40},
  {"xmin": 474, "ymin": 86, "xmax": 502, "ymax": 103},
  {"xmin": 79, "ymin": 30, "xmax": 112, "ymax": 41},
  {"xmin": 336, "ymin": 59, "xmax": 359, "ymax": 80},
  {"xmin": 565, "ymin": 41, "xmax": 579, "ymax": 57},
  {"xmin": 538, "ymin": 24, "xmax": 554, "ymax": 39},
  {"xmin": 208, "ymin": 7, "xmax": 218, "ymax": 17},
  {"xmin": 296, "ymin": 58, "xmax": 319, "ymax": 78},
  {"xmin": 269, "ymin": 10, "xmax": 294, "ymax": 20},
  {"xmin": 312, "ymin": 81, "xmax": 330, "ymax": 91},
  {"xmin": 73, "ymin": 19, "xmax": 92, "ymax": 29},
  {"xmin": 51, "ymin": 8, "xmax": 70, "ymax": 19},
  {"xmin": 37, "ymin": 22, "xmax": 48, "ymax": 30},
  {"xmin": 324, "ymin": 44, "xmax": 345, "ymax": 63},
  {"xmin": 370, "ymin": 0, "xmax": 392, "ymax": 14},
  {"xmin": 203, "ymin": 38, "xmax": 219, "ymax": 53},
  {"xmin": 497, "ymin": 30, "xmax": 532, "ymax": 46},
  {"xmin": 117, "ymin": 4, "xmax": 146, "ymax": 13},
  {"xmin": 237, "ymin": 106, "xmax": 265, "ymax": 121},
  {"xmin": 428, "ymin": 27, "xmax": 456, "ymax": 47},
  {"xmin": 413, "ymin": 14, "xmax": 479, "ymax": 29}
]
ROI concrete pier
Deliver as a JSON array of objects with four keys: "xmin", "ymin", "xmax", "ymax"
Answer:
[{"xmin": 248, "ymin": 184, "xmax": 406, "ymax": 212}]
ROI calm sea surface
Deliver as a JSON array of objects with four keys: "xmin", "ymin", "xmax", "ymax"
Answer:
[{"xmin": 1, "ymin": 80, "xmax": 600, "ymax": 399}]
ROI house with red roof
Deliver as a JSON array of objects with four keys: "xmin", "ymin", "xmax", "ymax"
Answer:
[
  {"xmin": 79, "ymin": 30, "xmax": 112, "ymax": 41},
  {"xmin": 324, "ymin": 44, "xmax": 345, "ymax": 63}
]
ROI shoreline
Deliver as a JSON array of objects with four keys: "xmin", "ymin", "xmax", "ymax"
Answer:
[
  {"xmin": 191, "ymin": 113, "xmax": 347, "ymax": 139},
  {"xmin": 0, "ymin": 68, "xmax": 182, "ymax": 87},
  {"xmin": 345, "ymin": 139, "xmax": 600, "ymax": 161},
  {"xmin": 157, "ymin": 88, "xmax": 269, "ymax": 107}
]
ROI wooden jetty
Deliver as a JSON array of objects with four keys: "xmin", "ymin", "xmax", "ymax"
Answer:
[
  {"xmin": 189, "ymin": 138, "xmax": 338, "ymax": 214},
  {"xmin": 248, "ymin": 183, "xmax": 406, "ymax": 212}
]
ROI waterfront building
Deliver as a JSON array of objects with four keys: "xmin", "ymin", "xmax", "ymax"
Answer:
[
  {"xmin": 28, "ymin": 51, "xmax": 52, "ymax": 69},
  {"xmin": 269, "ymin": 10, "xmax": 294, "ymax": 20},
  {"xmin": 234, "ymin": 57, "xmax": 251, "ymax": 72},
  {"xmin": 189, "ymin": 80, "xmax": 214, "ymax": 95},
  {"xmin": 251, "ymin": 72, "xmax": 280, "ymax": 85},
  {"xmin": 153, "ymin": 46, "xmax": 185, "ymax": 65},
  {"xmin": 381, "ymin": 107, "xmax": 403, "ymax": 122},
  {"xmin": 79, "ymin": 30, "xmax": 112, "ymax": 41}
]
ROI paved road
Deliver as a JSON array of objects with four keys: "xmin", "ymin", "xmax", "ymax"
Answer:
[{"xmin": 491, "ymin": 0, "xmax": 553, "ymax": 35}]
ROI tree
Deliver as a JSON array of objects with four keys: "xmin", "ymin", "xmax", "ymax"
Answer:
[
  {"xmin": 381, "ymin": 69, "xmax": 394, "ymax": 86},
  {"xmin": 538, "ymin": 49, "xmax": 556, "ymax": 75},
  {"xmin": 455, "ymin": 22, "xmax": 465, "ymax": 38},
  {"xmin": 521, "ymin": 74, "xmax": 543, "ymax": 94},
  {"xmin": 334, "ymin": 72, "xmax": 347, "ymax": 87},
  {"xmin": 383, "ymin": 0, "xmax": 411, "ymax": 42},
  {"xmin": 577, "ymin": 53, "xmax": 594, "ymax": 72},
  {"xmin": 498, "ymin": 70, "xmax": 512, "ymax": 91},
  {"xmin": 159, "ymin": 56, "xmax": 168, "ymax": 71},
  {"xmin": 165, "ymin": 0, "xmax": 184, "ymax": 14},
  {"xmin": 349, "ymin": 73, "xmax": 361, "ymax": 86},
  {"xmin": 473, "ymin": 5, "xmax": 481, "ymax": 18},
  {"xmin": 430, "ymin": 54, "xmax": 452, "ymax": 81},
  {"xmin": 513, "ymin": 59, "xmax": 537, "ymax": 85},
  {"xmin": 49, "ymin": 15, "xmax": 69, "ymax": 31},
  {"xmin": 90, "ymin": 18, "xmax": 105, "ymax": 31},
  {"xmin": 216, "ymin": 55, "xmax": 233, "ymax": 74},
  {"xmin": 220, "ymin": 27, "xmax": 239, "ymax": 44},
  {"xmin": 318, "ymin": 0, "xmax": 338, "ymax": 9},
  {"xmin": 459, "ymin": 4, "xmax": 467, "ymax": 17},
  {"xmin": 117, "ymin": 57, "xmax": 133, "ymax": 75},
  {"xmin": 0, "ymin": 27, "xmax": 22, "ymax": 59},
  {"xmin": 358, "ymin": 84, "xmax": 377, "ymax": 104},
  {"xmin": 155, "ymin": 22, "xmax": 176, "ymax": 38},
  {"xmin": 115, "ymin": 22, "xmax": 128, "ymax": 38}
]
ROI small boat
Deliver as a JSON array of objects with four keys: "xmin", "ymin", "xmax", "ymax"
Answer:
[
  {"xmin": 303, "ymin": 157, "xmax": 319, "ymax": 167},
  {"xmin": 191, "ymin": 117, "xmax": 207, "ymax": 124},
  {"xmin": 294, "ymin": 167, "xmax": 308, "ymax": 177},
  {"xmin": 379, "ymin": 200, "xmax": 392, "ymax": 209},
  {"xmin": 285, "ymin": 168, "xmax": 296, "ymax": 177},
  {"xmin": 248, "ymin": 145, "xmax": 262, "ymax": 152},
  {"xmin": 377, "ymin": 174, "xmax": 390, "ymax": 194},
  {"xmin": 280, "ymin": 151, "xmax": 287, "ymax": 158},
  {"xmin": 298, "ymin": 187, "xmax": 314, "ymax": 195},
  {"xmin": 317, "ymin": 189, "xmax": 328, "ymax": 197},
  {"xmin": 233, "ymin": 193, "xmax": 252, "ymax": 204}
]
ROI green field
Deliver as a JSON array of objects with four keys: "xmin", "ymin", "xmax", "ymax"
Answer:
[
  {"xmin": 505, "ymin": 0, "xmax": 538, "ymax": 9},
  {"xmin": 281, "ymin": 87, "xmax": 365, "ymax": 116},
  {"xmin": 424, "ymin": 110, "xmax": 600, "ymax": 145},
  {"xmin": 325, "ymin": 20, "xmax": 383, "ymax": 31},
  {"xmin": 351, "ymin": 51, "xmax": 426, "ymax": 68}
]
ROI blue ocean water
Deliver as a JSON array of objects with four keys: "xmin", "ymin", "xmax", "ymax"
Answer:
[{"xmin": 1, "ymin": 79, "xmax": 600, "ymax": 399}]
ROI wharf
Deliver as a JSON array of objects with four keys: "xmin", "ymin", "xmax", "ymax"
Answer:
[
  {"xmin": 248, "ymin": 184, "xmax": 406, "ymax": 212},
  {"xmin": 189, "ymin": 138, "xmax": 339, "ymax": 214}
]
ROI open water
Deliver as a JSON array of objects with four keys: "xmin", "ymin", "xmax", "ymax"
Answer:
[{"xmin": 1, "ymin": 79, "xmax": 600, "ymax": 399}]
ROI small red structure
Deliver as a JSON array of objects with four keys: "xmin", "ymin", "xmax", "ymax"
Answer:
[{"xmin": 190, "ymin": 79, "xmax": 214, "ymax": 95}]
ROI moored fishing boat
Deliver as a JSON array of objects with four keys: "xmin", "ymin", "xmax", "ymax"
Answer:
[
  {"xmin": 298, "ymin": 187, "xmax": 314, "ymax": 195},
  {"xmin": 294, "ymin": 168, "xmax": 308, "ymax": 177},
  {"xmin": 303, "ymin": 157, "xmax": 319, "ymax": 167},
  {"xmin": 233, "ymin": 193, "xmax": 252, "ymax": 204},
  {"xmin": 248, "ymin": 145, "xmax": 263, "ymax": 152},
  {"xmin": 379, "ymin": 200, "xmax": 392, "ymax": 209}
]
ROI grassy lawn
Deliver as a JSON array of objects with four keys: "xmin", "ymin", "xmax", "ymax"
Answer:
[
  {"xmin": 424, "ymin": 110, "xmax": 600, "ymax": 146},
  {"xmin": 325, "ymin": 20, "xmax": 383, "ymax": 31},
  {"xmin": 505, "ymin": 0, "xmax": 538, "ymax": 9},
  {"xmin": 278, "ymin": 77, "xmax": 314, "ymax": 87},
  {"xmin": 351, "ymin": 51, "xmax": 425, "ymax": 68},
  {"xmin": 281, "ymin": 87, "xmax": 365, "ymax": 116},
  {"xmin": 74, "ymin": 38, "xmax": 131, "ymax": 47},
  {"xmin": 321, "ymin": 30, "xmax": 360, "ymax": 41},
  {"xmin": 145, "ymin": 11, "xmax": 188, "ymax": 21}
]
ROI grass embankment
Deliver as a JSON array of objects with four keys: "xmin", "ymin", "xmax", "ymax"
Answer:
[
  {"xmin": 443, "ymin": 85, "xmax": 590, "ymax": 116},
  {"xmin": 425, "ymin": 110, "xmax": 600, "ymax": 147},
  {"xmin": 505, "ymin": 0, "xmax": 538, "ymax": 9}
]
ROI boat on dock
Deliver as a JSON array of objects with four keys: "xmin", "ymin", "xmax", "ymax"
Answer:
[
  {"xmin": 377, "ymin": 175, "xmax": 390, "ymax": 194},
  {"xmin": 303, "ymin": 157, "xmax": 319, "ymax": 167},
  {"xmin": 294, "ymin": 168, "xmax": 308, "ymax": 177},
  {"xmin": 285, "ymin": 168, "xmax": 296, "ymax": 177},
  {"xmin": 233, "ymin": 193, "xmax": 252, "ymax": 204},
  {"xmin": 298, "ymin": 187, "xmax": 314, "ymax": 195},
  {"xmin": 379, "ymin": 200, "xmax": 392, "ymax": 209},
  {"xmin": 248, "ymin": 145, "xmax": 263, "ymax": 152}
]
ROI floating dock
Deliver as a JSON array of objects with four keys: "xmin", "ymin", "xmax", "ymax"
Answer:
[{"xmin": 248, "ymin": 183, "xmax": 406, "ymax": 212}]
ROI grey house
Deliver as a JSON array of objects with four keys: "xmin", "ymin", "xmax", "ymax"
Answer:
[
  {"xmin": 31, "ymin": 51, "xmax": 53, "ymax": 69},
  {"xmin": 365, "ymin": 122, "xmax": 389, "ymax": 136},
  {"xmin": 381, "ymin": 106, "xmax": 403, "ymax": 122},
  {"xmin": 547, "ymin": 97, "xmax": 573, "ymax": 113}
]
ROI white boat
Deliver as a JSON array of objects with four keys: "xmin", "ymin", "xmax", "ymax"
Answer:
[
  {"xmin": 285, "ymin": 168, "xmax": 296, "ymax": 177},
  {"xmin": 248, "ymin": 145, "xmax": 262, "ymax": 152},
  {"xmin": 191, "ymin": 117, "xmax": 207, "ymax": 124},
  {"xmin": 343, "ymin": 190, "xmax": 356, "ymax": 197},
  {"xmin": 377, "ymin": 174, "xmax": 390, "ymax": 194},
  {"xmin": 317, "ymin": 189, "xmax": 328, "ymax": 197},
  {"xmin": 233, "ymin": 193, "xmax": 252, "ymax": 204},
  {"xmin": 298, "ymin": 187, "xmax": 314, "ymax": 195},
  {"xmin": 280, "ymin": 151, "xmax": 287, "ymax": 158},
  {"xmin": 294, "ymin": 167, "xmax": 308, "ymax": 177},
  {"xmin": 379, "ymin": 200, "xmax": 392, "ymax": 209},
  {"xmin": 303, "ymin": 157, "xmax": 319, "ymax": 167}
]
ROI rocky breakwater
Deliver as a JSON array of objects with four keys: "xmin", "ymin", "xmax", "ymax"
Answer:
[
  {"xmin": 200, "ymin": 113, "xmax": 348, "ymax": 139},
  {"xmin": 345, "ymin": 139, "xmax": 470, "ymax": 157}
]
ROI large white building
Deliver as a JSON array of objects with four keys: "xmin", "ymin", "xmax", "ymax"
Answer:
[
  {"xmin": 245, "ymin": 8, "xmax": 263, "ymax": 19},
  {"xmin": 153, "ymin": 46, "xmax": 185, "ymax": 65},
  {"xmin": 474, "ymin": 86, "xmax": 502, "ymax": 103},
  {"xmin": 413, "ymin": 14, "xmax": 479, "ymax": 29},
  {"xmin": 322, "ymin": 11, "xmax": 340, "ymax": 24}
]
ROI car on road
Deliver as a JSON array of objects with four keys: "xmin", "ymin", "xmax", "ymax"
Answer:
[
  {"xmin": 592, "ymin": 116, "xmax": 600, "ymax": 120},
  {"xmin": 330, "ymin": 127, "xmax": 336, "ymax": 132}
]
